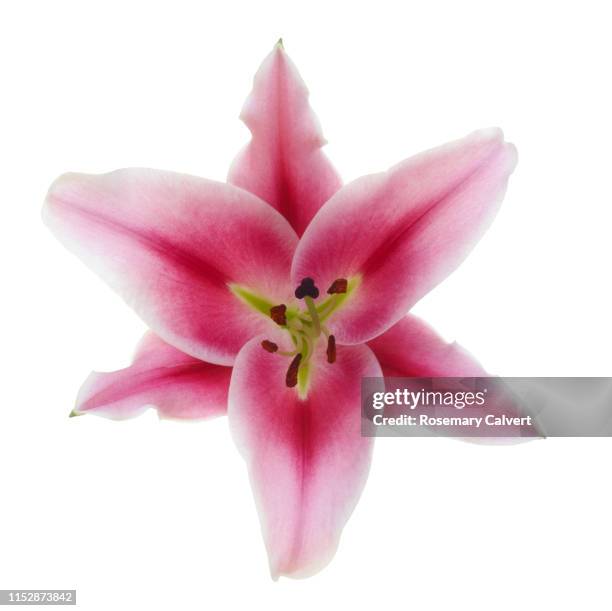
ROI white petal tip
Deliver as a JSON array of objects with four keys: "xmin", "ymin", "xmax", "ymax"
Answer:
[
  {"xmin": 270, "ymin": 570, "xmax": 280, "ymax": 582},
  {"xmin": 504, "ymin": 142, "xmax": 519, "ymax": 171},
  {"xmin": 46, "ymin": 172, "xmax": 83, "ymax": 198},
  {"xmin": 43, "ymin": 172, "xmax": 89, "ymax": 225},
  {"xmin": 472, "ymin": 127, "xmax": 504, "ymax": 143}
]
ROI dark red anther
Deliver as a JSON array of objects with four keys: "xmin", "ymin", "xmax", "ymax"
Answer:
[
  {"xmin": 326, "ymin": 334, "xmax": 336, "ymax": 363},
  {"xmin": 261, "ymin": 340, "xmax": 278, "ymax": 353},
  {"xmin": 295, "ymin": 277, "xmax": 319, "ymax": 300},
  {"xmin": 327, "ymin": 278, "xmax": 348, "ymax": 294},
  {"xmin": 285, "ymin": 353, "xmax": 302, "ymax": 388},
  {"xmin": 270, "ymin": 304, "xmax": 287, "ymax": 326}
]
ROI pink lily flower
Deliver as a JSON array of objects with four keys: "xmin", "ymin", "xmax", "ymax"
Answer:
[{"xmin": 43, "ymin": 42, "xmax": 516, "ymax": 578}]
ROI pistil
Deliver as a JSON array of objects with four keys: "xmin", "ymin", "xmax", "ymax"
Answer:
[{"xmin": 304, "ymin": 296, "xmax": 321, "ymax": 337}]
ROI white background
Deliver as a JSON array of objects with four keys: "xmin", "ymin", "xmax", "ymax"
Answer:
[{"xmin": 1, "ymin": 1, "xmax": 611, "ymax": 609}]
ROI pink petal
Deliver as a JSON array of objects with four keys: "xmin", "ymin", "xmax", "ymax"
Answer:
[
  {"xmin": 292, "ymin": 129, "xmax": 517, "ymax": 344},
  {"xmin": 228, "ymin": 42, "xmax": 342, "ymax": 236},
  {"xmin": 43, "ymin": 169, "xmax": 298, "ymax": 365},
  {"xmin": 367, "ymin": 314, "xmax": 487, "ymax": 377},
  {"xmin": 74, "ymin": 332, "xmax": 231, "ymax": 420},
  {"xmin": 228, "ymin": 336, "xmax": 382, "ymax": 578}
]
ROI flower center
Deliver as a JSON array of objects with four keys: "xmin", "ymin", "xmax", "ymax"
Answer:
[
  {"xmin": 262, "ymin": 277, "xmax": 348, "ymax": 395},
  {"xmin": 229, "ymin": 275, "xmax": 360, "ymax": 398}
]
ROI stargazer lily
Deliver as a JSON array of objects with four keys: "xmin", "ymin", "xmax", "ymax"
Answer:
[{"xmin": 43, "ymin": 41, "xmax": 517, "ymax": 578}]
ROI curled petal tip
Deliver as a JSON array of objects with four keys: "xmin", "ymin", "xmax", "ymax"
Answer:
[
  {"xmin": 469, "ymin": 127, "xmax": 518, "ymax": 172},
  {"xmin": 43, "ymin": 172, "xmax": 91, "ymax": 226},
  {"xmin": 69, "ymin": 409, "xmax": 84, "ymax": 418},
  {"xmin": 46, "ymin": 171, "xmax": 83, "ymax": 198},
  {"xmin": 505, "ymin": 141, "xmax": 519, "ymax": 170},
  {"xmin": 276, "ymin": 37, "xmax": 284, "ymax": 50},
  {"xmin": 270, "ymin": 567, "xmax": 280, "ymax": 582},
  {"xmin": 472, "ymin": 126, "xmax": 504, "ymax": 142},
  {"xmin": 43, "ymin": 172, "xmax": 74, "ymax": 211}
]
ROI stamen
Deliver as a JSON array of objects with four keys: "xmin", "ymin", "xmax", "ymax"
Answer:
[
  {"xmin": 295, "ymin": 277, "xmax": 320, "ymax": 300},
  {"xmin": 326, "ymin": 334, "xmax": 336, "ymax": 363},
  {"xmin": 285, "ymin": 353, "xmax": 302, "ymax": 388},
  {"xmin": 270, "ymin": 304, "xmax": 287, "ymax": 326},
  {"xmin": 261, "ymin": 340, "xmax": 278, "ymax": 353},
  {"xmin": 327, "ymin": 278, "xmax": 348, "ymax": 294}
]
